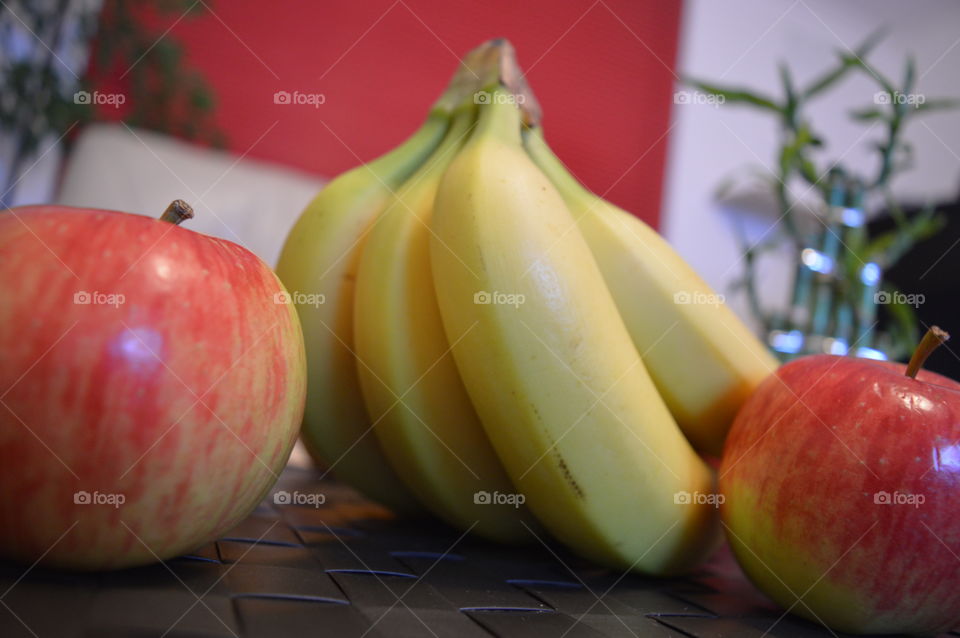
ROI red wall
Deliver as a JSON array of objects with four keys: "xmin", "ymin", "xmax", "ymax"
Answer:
[{"xmin": 93, "ymin": 1, "xmax": 680, "ymax": 227}]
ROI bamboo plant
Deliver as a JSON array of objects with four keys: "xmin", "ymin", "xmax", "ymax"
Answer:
[{"xmin": 687, "ymin": 34, "xmax": 957, "ymax": 361}]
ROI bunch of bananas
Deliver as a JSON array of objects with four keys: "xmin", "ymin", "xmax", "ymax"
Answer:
[{"xmin": 276, "ymin": 40, "xmax": 778, "ymax": 575}]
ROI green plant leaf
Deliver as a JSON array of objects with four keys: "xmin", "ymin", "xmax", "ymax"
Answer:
[
  {"xmin": 780, "ymin": 63, "xmax": 798, "ymax": 123},
  {"xmin": 190, "ymin": 84, "xmax": 215, "ymax": 111},
  {"xmin": 864, "ymin": 209, "xmax": 945, "ymax": 267},
  {"xmin": 849, "ymin": 107, "xmax": 887, "ymax": 122},
  {"xmin": 802, "ymin": 61, "xmax": 856, "ymax": 100},
  {"xmin": 799, "ymin": 157, "xmax": 820, "ymax": 184},
  {"xmin": 802, "ymin": 29, "xmax": 885, "ymax": 99},
  {"xmin": 913, "ymin": 98, "xmax": 960, "ymax": 113},
  {"xmin": 682, "ymin": 78, "xmax": 782, "ymax": 112},
  {"xmin": 903, "ymin": 57, "xmax": 916, "ymax": 94}
]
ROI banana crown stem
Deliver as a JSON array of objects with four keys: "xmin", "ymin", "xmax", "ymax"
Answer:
[
  {"xmin": 473, "ymin": 89, "xmax": 523, "ymax": 146},
  {"xmin": 433, "ymin": 40, "xmax": 500, "ymax": 112},
  {"xmin": 363, "ymin": 111, "xmax": 451, "ymax": 186},
  {"xmin": 415, "ymin": 105, "xmax": 478, "ymax": 182}
]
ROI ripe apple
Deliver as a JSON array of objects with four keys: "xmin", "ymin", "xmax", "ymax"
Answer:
[
  {"xmin": 0, "ymin": 201, "xmax": 306, "ymax": 569},
  {"xmin": 720, "ymin": 327, "xmax": 960, "ymax": 635}
]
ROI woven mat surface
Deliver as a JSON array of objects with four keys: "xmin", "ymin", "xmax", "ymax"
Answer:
[{"xmin": 2, "ymin": 466, "xmax": 957, "ymax": 638}]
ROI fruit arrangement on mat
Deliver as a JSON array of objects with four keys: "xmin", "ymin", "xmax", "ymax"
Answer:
[
  {"xmin": 0, "ymin": 38, "xmax": 957, "ymax": 637},
  {"xmin": 276, "ymin": 40, "xmax": 777, "ymax": 573},
  {"xmin": 277, "ymin": 40, "xmax": 960, "ymax": 633}
]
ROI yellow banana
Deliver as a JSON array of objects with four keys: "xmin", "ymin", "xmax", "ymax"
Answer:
[
  {"xmin": 275, "ymin": 114, "xmax": 443, "ymax": 512},
  {"xmin": 523, "ymin": 128, "xmax": 778, "ymax": 456},
  {"xmin": 430, "ymin": 90, "xmax": 720, "ymax": 575},
  {"xmin": 274, "ymin": 50, "xmax": 496, "ymax": 511},
  {"xmin": 354, "ymin": 104, "xmax": 538, "ymax": 542},
  {"xmin": 274, "ymin": 41, "xmax": 505, "ymax": 512}
]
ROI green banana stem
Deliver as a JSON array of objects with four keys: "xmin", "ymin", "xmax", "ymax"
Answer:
[
  {"xmin": 473, "ymin": 89, "xmax": 524, "ymax": 146},
  {"xmin": 415, "ymin": 104, "xmax": 477, "ymax": 181},
  {"xmin": 368, "ymin": 40, "xmax": 515, "ymax": 183},
  {"xmin": 521, "ymin": 127, "xmax": 592, "ymax": 206},
  {"xmin": 363, "ymin": 110, "xmax": 451, "ymax": 185},
  {"xmin": 446, "ymin": 37, "xmax": 541, "ymax": 128},
  {"xmin": 434, "ymin": 38, "xmax": 540, "ymax": 125},
  {"xmin": 433, "ymin": 39, "xmax": 500, "ymax": 112}
]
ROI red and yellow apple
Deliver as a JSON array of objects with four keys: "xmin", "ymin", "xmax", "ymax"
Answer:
[
  {"xmin": 720, "ymin": 328, "xmax": 960, "ymax": 635},
  {"xmin": 0, "ymin": 202, "xmax": 306, "ymax": 569}
]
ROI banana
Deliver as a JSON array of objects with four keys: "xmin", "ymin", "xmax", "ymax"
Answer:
[
  {"xmin": 523, "ymin": 128, "xmax": 778, "ymax": 456},
  {"xmin": 430, "ymin": 90, "xmax": 720, "ymax": 574},
  {"xmin": 354, "ymin": 104, "xmax": 537, "ymax": 542},
  {"xmin": 275, "ymin": 113, "xmax": 443, "ymax": 512},
  {"xmin": 274, "ymin": 42, "xmax": 503, "ymax": 511}
]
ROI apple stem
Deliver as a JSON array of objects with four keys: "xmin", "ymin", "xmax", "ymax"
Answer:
[
  {"xmin": 159, "ymin": 200, "xmax": 194, "ymax": 226},
  {"xmin": 905, "ymin": 326, "xmax": 950, "ymax": 379}
]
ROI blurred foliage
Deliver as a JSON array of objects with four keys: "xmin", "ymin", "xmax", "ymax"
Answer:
[
  {"xmin": 1, "ymin": 0, "xmax": 224, "ymax": 205},
  {"xmin": 89, "ymin": 0, "xmax": 224, "ymax": 146},
  {"xmin": 687, "ymin": 33, "xmax": 957, "ymax": 360}
]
